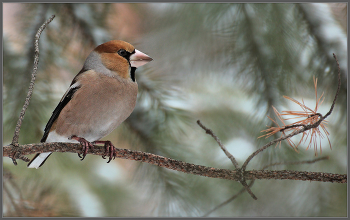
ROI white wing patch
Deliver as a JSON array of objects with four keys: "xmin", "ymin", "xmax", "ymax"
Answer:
[{"xmin": 60, "ymin": 81, "xmax": 81, "ymax": 102}]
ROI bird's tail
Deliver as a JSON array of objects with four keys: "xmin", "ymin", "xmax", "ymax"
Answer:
[{"xmin": 27, "ymin": 152, "xmax": 52, "ymax": 169}]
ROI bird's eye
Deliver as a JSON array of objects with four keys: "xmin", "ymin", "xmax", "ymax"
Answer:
[{"xmin": 118, "ymin": 49, "xmax": 127, "ymax": 57}]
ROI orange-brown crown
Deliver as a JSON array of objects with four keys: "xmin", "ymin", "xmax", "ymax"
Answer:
[{"xmin": 94, "ymin": 40, "xmax": 135, "ymax": 54}]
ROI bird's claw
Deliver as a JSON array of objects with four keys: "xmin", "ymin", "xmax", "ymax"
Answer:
[
  {"xmin": 71, "ymin": 135, "xmax": 94, "ymax": 161},
  {"xmin": 93, "ymin": 140, "xmax": 116, "ymax": 163}
]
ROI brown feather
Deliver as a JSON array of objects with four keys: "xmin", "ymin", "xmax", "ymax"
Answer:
[{"xmin": 53, "ymin": 70, "xmax": 138, "ymax": 141}]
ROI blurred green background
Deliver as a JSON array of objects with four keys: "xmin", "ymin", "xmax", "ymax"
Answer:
[{"xmin": 3, "ymin": 3, "xmax": 347, "ymax": 217}]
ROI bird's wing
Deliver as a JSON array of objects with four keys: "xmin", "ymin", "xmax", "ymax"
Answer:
[{"xmin": 41, "ymin": 82, "xmax": 81, "ymax": 142}]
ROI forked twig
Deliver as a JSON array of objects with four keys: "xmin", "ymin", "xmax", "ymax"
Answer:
[
  {"xmin": 197, "ymin": 120, "xmax": 239, "ymax": 169},
  {"xmin": 197, "ymin": 120, "xmax": 257, "ymax": 200}
]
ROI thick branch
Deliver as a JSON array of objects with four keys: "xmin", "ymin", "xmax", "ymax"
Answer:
[{"xmin": 3, "ymin": 143, "xmax": 346, "ymax": 183}]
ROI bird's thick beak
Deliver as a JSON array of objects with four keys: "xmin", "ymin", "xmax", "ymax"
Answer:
[{"xmin": 130, "ymin": 49, "xmax": 153, "ymax": 68}]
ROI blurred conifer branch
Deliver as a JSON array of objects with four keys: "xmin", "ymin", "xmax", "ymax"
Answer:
[
  {"xmin": 3, "ymin": 171, "xmax": 24, "ymax": 217},
  {"xmin": 3, "ymin": 168, "xmax": 75, "ymax": 217}
]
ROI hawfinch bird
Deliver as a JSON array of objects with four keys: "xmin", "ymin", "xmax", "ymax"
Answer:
[{"xmin": 27, "ymin": 40, "xmax": 152, "ymax": 169}]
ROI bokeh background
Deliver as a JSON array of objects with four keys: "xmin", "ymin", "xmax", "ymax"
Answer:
[{"xmin": 3, "ymin": 3, "xmax": 347, "ymax": 217}]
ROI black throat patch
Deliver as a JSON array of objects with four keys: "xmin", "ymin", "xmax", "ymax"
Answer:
[{"xmin": 130, "ymin": 67, "xmax": 136, "ymax": 82}]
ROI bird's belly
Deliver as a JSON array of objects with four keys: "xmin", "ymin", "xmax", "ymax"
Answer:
[{"xmin": 54, "ymin": 80, "xmax": 137, "ymax": 142}]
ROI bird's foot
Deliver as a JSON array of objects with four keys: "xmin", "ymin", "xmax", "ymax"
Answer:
[
  {"xmin": 70, "ymin": 135, "xmax": 94, "ymax": 161},
  {"xmin": 92, "ymin": 140, "xmax": 116, "ymax": 163}
]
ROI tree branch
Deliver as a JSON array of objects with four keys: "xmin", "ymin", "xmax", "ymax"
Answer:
[{"xmin": 2, "ymin": 143, "xmax": 346, "ymax": 183}]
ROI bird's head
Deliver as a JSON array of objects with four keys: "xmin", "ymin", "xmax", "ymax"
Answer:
[{"xmin": 84, "ymin": 40, "xmax": 153, "ymax": 81}]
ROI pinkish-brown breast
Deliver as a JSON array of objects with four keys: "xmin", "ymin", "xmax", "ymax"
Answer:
[{"xmin": 54, "ymin": 70, "xmax": 138, "ymax": 142}]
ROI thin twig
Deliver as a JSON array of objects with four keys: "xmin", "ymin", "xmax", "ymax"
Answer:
[
  {"xmin": 202, "ymin": 180, "xmax": 255, "ymax": 217},
  {"xmin": 242, "ymin": 128, "xmax": 304, "ymax": 171},
  {"xmin": 261, "ymin": 156, "xmax": 329, "ymax": 170},
  {"xmin": 323, "ymin": 53, "xmax": 341, "ymax": 119},
  {"xmin": 9, "ymin": 15, "xmax": 55, "ymax": 164},
  {"xmin": 197, "ymin": 120, "xmax": 239, "ymax": 169},
  {"xmin": 240, "ymin": 179, "xmax": 257, "ymax": 200},
  {"xmin": 11, "ymin": 14, "xmax": 55, "ymax": 145}
]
